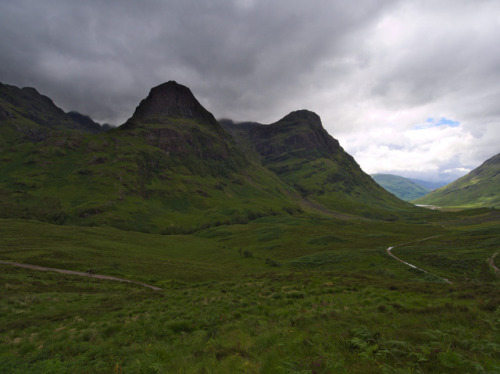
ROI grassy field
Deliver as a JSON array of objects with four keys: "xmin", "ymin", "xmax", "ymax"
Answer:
[{"xmin": 0, "ymin": 210, "xmax": 499, "ymax": 373}]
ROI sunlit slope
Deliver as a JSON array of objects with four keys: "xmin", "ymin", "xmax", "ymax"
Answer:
[{"xmin": 414, "ymin": 153, "xmax": 500, "ymax": 208}]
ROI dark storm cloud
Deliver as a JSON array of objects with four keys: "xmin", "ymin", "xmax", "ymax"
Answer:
[
  {"xmin": 0, "ymin": 0, "xmax": 395, "ymax": 124},
  {"xmin": 1, "ymin": 0, "xmax": 499, "ymax": 181}
]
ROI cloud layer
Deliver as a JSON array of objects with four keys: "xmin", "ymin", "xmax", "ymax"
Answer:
[{"xmin": 1, "ymin": 0, "xmax": 499, "ymax": 181}]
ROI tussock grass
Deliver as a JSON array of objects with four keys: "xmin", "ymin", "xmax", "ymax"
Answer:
[{"xmin": 0, "ymin": 209, "xmax": 499, "ymax": 372}]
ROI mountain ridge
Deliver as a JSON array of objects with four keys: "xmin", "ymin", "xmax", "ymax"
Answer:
[
  {"xmin": 0, "ymin": 82, "xmax": 104, "ymax": 146},
  {"xmin": 1, "ymin": 80, "xmax": 415, "ymax": 232},
  {"xmin": 221, "ymin": 110, "xmax": 412, "ymax": 218}
]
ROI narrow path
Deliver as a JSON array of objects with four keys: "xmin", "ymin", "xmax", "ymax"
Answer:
[
  {"xmin": 0, "ymin": 260, "xmax": 162, "ymax": 291},
  {"xmin": 487, "ymin": 252, "xmax": 499, "ymax": 274},
  {"xmin": 386, "ymin": 236, "xmax": 452, "ymax": 284}
]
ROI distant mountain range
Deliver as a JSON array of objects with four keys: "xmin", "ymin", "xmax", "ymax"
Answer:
[
  {"xmin": 370, "ymin": 174, "xmax": 431, "ymax": 201},
  {"xmin": 407, "ymin": 178, "xmax": 447, "ymax": 191},
  {"xmin": 0, "ymin": 81, "xmax": 415, "ymax": 233},
  {"xmin": 414, "ymin": 153, "xmax": 500, "ymax": 208}
]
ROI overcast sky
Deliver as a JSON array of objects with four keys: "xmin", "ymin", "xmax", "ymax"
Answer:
[{"xmin": 1, "ymin": 0, "xmax": 499, "ymax": 182}]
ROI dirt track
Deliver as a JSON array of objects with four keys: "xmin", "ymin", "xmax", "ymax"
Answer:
[
  {"xmin": 0, "ymin": 260, "xmax": 162, "ymax": 291},
  {"xmin": 487, "ymin": 252, "xmax": 499, "ymax": 274},
  {"xmin": 386, "ymin": 236, "xmax": 452, "ymax": 284}
]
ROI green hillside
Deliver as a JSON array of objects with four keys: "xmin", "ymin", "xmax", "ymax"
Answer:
[
  {"xmin": 0, "ymin": 81, "xmax": 499, "ymax": 373},
  {"xmin": 0, "ymin": 81, "xmax": 417, "ymax": 233},
  {"xmin": 371, "ymin": 173, "xmax": 430, "ymax": 201},
  {"xmin": 414, "ymin": 153, "xmax": 500, "ymax": 208},
  {"xmin": 222, "ymin": 112, "xmax": 413, "ymax": 220},
  {"xmin": 0, "ymin": 82, "xmax": 303, "ymax": 233}
]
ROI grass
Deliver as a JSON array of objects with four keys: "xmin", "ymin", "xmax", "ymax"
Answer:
[
  {"xmin": 0, "ymin": 208, "xmax": 499, "ymax": 373},
  {"xmin": 0, "ymin": 266, "xmax": 498, "ymax": 373},
  {"xmin": 0, "ymin": 127, "xmax": 303, "ymax": 233}
]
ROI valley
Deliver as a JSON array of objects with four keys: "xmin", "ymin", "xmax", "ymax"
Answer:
[
  {"xmin": 1, "ymin": 208, "xmax": 498, "ymax": 373},
  {"xmin": 0, "ymin": 81, "xmax": 499, "ymax": 373}
]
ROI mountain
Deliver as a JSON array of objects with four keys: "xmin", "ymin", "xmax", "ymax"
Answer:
[
  {"xmin": 118, "ymin": 81, "xmax": 242, "ymax": 172},
  {"xmin": 0, "ymin": 82, "xmax": 102, "ymax": 146},
  {"xmin": 0, "ymin": 80, "xmax": 416, "ymax": 233},
  {"xmin": 413, "ymin": 153, "xmax": 500, "ymax": 208},
  {"xmin": 221, "ymin": 111, "xmax": 412, "ymax": 219},
  {"xmin": 0, "ymin": 81, "xmax": 299, "ymax": 232},
  {"xmin": 407, "ymin": 178, "xmax": 447, "ymax": 191},
  {"xmin": 371, "ymin": 174, "xmax": 430, "ymax": 201},
  {"xmin": 66, "ymin": 111, "xmax": 102, "ymax": 133}
]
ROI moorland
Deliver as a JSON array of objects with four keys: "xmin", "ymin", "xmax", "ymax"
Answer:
[{"xmin": 0, "ymin": 81, "xmax": 498, "ymax": 373}]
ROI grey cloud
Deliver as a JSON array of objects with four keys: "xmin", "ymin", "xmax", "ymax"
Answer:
[
  {"xmin": 0, "ymin": 0, "xmax": 395, "ymax": 124},
  {"xmin": 0, "ymin": 0, "xmax": 499, "ymax": 182}
]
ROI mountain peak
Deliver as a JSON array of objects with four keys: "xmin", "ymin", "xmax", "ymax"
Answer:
[
  {"xmin": 278, "ymin": 110, "xmax": 322, "ymax": 127},
  {"xmin": 124, "ymin": 81, "xmax": 219, "ymax": 128}
]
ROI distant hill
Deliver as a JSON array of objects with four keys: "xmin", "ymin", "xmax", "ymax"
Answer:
[
  {"xmin": 413, "ymin": 153, "xmax": 500, "ymax": 208},
  {"xmin": 371, "ymin": 174, "xmax": 430, "ymax": 201},
  {"xmin": 408, "ymin": 178, "xmax": 448, "ymax": 191}
]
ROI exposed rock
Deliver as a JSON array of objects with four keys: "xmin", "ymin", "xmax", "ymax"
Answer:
[
  {"xmin": 66, "ymin": 111, "xmax": 102, "ymax": 133},
  {"xmin": 122, "ymin": 81, "xmax": 223, "ymax": 135}
]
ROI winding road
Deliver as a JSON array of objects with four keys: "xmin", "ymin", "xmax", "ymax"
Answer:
[
  {"xmin": 0, "ymin": 260, "xmax": 162, "ymax": 291},
  {"xmin": 386, "ymin": 236, "xmax": 453, "ymax": 284}
]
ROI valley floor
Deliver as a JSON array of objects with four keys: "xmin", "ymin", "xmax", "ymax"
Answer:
[{"xmin": 0, "ymin": 210, "xmax": 499, "ymax": 373}]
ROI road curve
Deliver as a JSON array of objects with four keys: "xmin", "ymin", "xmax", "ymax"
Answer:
[
  {"xmin": 0, "ymin": 260, "xmax": 162, "ymax": 291},
  {"xmin": 386, "ymin": 236, "xmax": 452, "ymax": 284}
]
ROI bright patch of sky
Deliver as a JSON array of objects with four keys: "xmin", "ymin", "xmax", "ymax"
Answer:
[{"xmin": 414, "ymin": 117, "xmax": 460, "ymax": 130}]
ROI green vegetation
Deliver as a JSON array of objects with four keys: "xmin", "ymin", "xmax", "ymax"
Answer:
[
  {"xmin": 1, "ymin": 81, "xmax": 499, "ymax": 372},
  {"xmin": 222, "ymin": 110, "xmax": 414, "ymax": 220},
  {"xmin": 0, "ymin": 209, "xmax": 499, "ymax": 373},
  {"xmin": 371, "ymin": 173, "xmax": 430, "ymax": 201},
  {"xmin": 414, "ymin": 153, "xmax": 500, "ymax": 208}
]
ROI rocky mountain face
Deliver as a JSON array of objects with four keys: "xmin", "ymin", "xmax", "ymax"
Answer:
[
  {"xmin": 221, "ymin": 110, "xmax": 411, "ymax": 218},
  {"xmin": 123, "ymin": 81, "xmax": 223, "ymax": 133},
  {"xmin": 0, "ymin": 83, "xmax": 102, "ymax": 145},
  {"xmin": 120, "ymin": 81, "xmax": 240, "ymax": 165},
  {"xmin": 249, "ymin": 110, "xmax": 340, "ymax": 159},
  {"xmin": 66, "ymin": 111, "xmax": 102, "ymax": 133},
  {"xmin": 0, "ymin": 80, "xmax": 414, "ymax": 232}
]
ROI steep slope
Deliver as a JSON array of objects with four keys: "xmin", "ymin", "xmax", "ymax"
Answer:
[
  {"xmin": 0, "ymin": 81, "xmax": 299, "ymax": 232},
  {"xmin": 66, "ymin": 111, "xmax": 102, "ymax": 133},
  {"xmin": 371, "ymin": 174, "xmax": 430, "ymax": 201},
  {"xmin": 413, "ymin": 153, "xmax": 500, "ymax": 208},
  {"xmin": 222, "ymin": 111, "xmax": 413, "ymax": 219},
  {"xmin": 118, "ymin": 81, "xmax": 243, "ymax": 173},
  {"xmin": 0, "ymin": 82, "xmax": 102, "ymax": 146}
]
